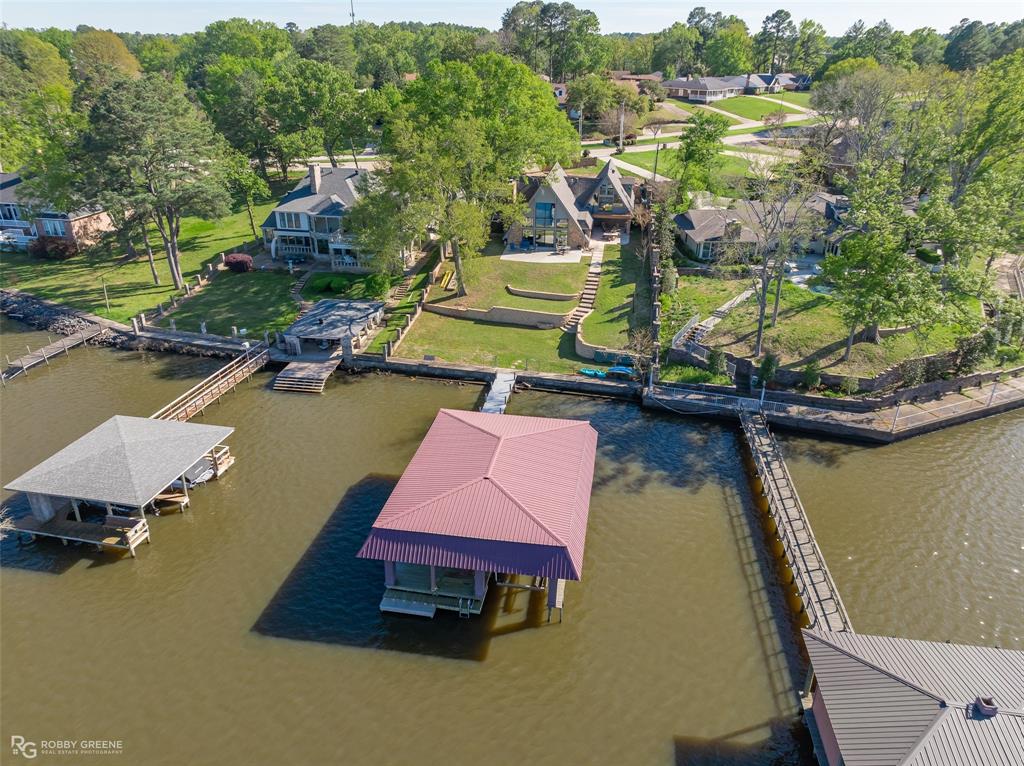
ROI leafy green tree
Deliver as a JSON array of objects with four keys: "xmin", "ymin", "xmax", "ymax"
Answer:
[
  {"xmin": 756, "ymin": 9, "xmax": 796, "ymax": 73},
  {"xmin": 705, "ymin": 22, "xmax": 753, "ymax": 75},
  {"xmin": 281, "ymin": 58, "xmax": 365, "ymax": 167},
  {"xmin": 72, "ymin": 74, "xmax": 232, "ymax": 289},
  {"xmin": 945, "ymin": 20, "xmax": 996, "ymax": 70},
  {"xmin": 71, "ymin": 29, "xmax": 141, "ymax": 83},
  {"xmin": 790, "ymin": 20, "xmax": 828, "ymax": 74},
  {"xmin": 671, "ymin": 112, "xmax": 729, "ymax": 203},
  {"xmin": 567, "ymin": 73, "xmax": 616, "ymax": 135},
  {"xmin": 136, "ymin": 37, "xmax": 181, "ymax": 74},
  {"xmin": 909, "ymin": 28, "xmax": 947, "ymax": 67},
  {"xmin": 822, "ymin": 56, "xmax": 879, "ymax": 81},
  {"xmin": 225, "ymin": 151, "xmax": 271, "ymax": 240},
  {"xmin": 651, "ymin": 23, "xmax": 700, "ymax": 76}
]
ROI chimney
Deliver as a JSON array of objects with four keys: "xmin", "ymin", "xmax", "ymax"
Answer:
[{"xmin": 309, "ymin": 164, "xmax": 321, "ymax": 194}]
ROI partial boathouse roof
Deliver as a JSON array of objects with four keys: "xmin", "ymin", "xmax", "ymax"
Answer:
[
  {"xmin": 804, "ymin": 628, "xmax": 1024, "ymax": 765},
  {"xmin": 358, "ymin": 409, "xmax": 598, "ymax": 580},
  {"xmin": 4, "ymin": 416, "xmax": 234, "ymax": 507}
]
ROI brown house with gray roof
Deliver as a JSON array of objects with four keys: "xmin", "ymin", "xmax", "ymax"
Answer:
[{"xmin": 506, "ymin": 160, "xmax": 636, "ymax": 250}]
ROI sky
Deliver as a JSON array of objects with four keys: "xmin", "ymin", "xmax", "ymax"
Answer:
[{"xmin": 1, "ymin": 0, "xmax": 1020, "ymax": 37}]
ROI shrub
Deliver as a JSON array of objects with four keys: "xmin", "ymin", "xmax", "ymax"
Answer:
[
  {"xmin": 329, "ymin": 276, "xmax": 353, "ymax": 293},
  {"xmin": 707, "ymin": 348, "xmax": 726, "ymax": 376},
  {"xmin": 801, "ymin": 360, "xmax": 821, "ymax": 390},
  {"xmin": 365, "ymin": 272, "xmax": 392, "ymax": 298},
  {"xmin": 224, "ymin": 252, "xmax": 254, "ymax": 272},
  {"xmin": 840, "ymin": 376, "xmax": 859, "ymax": 396},
  {"xmin": 954, "ymin": 330, "xmax": 999, "ymax": 374},
  {"xmin": 29, "ymin": 235, "xmax": 77, "ymax": 261},
  {"xmin": 758, "ymin": 353, "xmax": 779, "ymax": 384}
]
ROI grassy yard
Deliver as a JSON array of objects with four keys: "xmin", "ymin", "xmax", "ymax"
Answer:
[
  {"xmin": 704, "ymin": 281, "xmax": 977, "ymax": 377},
  {"xmin": 0, "ymin": 176, "xmax": 295, "ymax": 324},
  {"xmin": 659, "ymin": 362, "xmax": 732, "ymax": 386},
  {"xmin": 710, "ymin": 96, "xmax": 802, "ymax": 121},
  {"xmin": 727, "ymin": 118, "xmax": 819, "ymax": 136},
  {"xmin": 623, "ymin": 149, "xmax": 751, "ymax": 181},
  {"xmin": 770, "ymin": 91, "xmax": 812, "ymax": 108},
  {"xmin": 397, "ymin": 311, "xmax": 590, "ymax": 373},
  {"xmin": 673, "ymin": 275, "xmax": 749, "ymax": 318},
  {"xmin": 157, "ymin": 271, "xmax": 299, "ymax": 337},
  {"xmin": 429, "ymin": 247, "xmax": 590, "ymax": 313},
  {"xmin": 580, "ymin": 238, "xmax": 651, "ymax": 349},
  {"xmin": 365, "ymin": 253, "xmax": 440, "ymax": 353},
  {"xmin": 301, "ymin": 271, "xmax": 396, "ymax": 301},
  {"xmin": 680, "ymin": 102, "xmax": 743, "ymax": 125}
]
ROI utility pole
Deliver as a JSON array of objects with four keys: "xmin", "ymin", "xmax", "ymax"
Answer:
[
  {"xmin": 349, "ymin": 0, "xmax": 356, "ymax": 26},
  {"xmin": 618, "ymin": 98, "xmax": 626, "ymax": 153},
  {"xmin": 651, "ymin": 124, "xmax": 663, "ymax": 182}
]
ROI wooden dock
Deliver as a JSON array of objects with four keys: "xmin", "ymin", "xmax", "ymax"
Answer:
[
  {"xmin": 480, "ymin": 371, "xmax": 516, "ymax": 413},
  {"xmin": 739, "ymin": 411, "xmax": 852, "ymax": 633},
  {"xmin": 9, "ymin": 515, "xmax": 150, "ymax": 557},
  {"xmin": 1, "ymin": 325, "xmax": 106, "ymax": 383},
  {"xmin": 272, "ymin": 357, "xmax": 342, "ymax": 393},
  {"xmin": 151, "ymin": 342, "xmax": 270, "ymax": 421}
]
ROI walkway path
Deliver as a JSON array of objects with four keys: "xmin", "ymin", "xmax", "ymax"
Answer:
[
  {"xmin": 481, "ymin": 371, "xmax": 517, "ymax": 413},
  {"xmin": 561, "ymin": 242, "xmax": 606, "ymax": 330},
  {"xmin": 693, "ymin": 288, "xmax": 755, "ymax": 341},
  {"xmin": 646, "ymin": 372, "xmax": 1024, "ymax": 442},
  {"xmin": 740, "ymin": 411, "xmax": 852, "ymax": 632},
  {"xmin": 2, "ymin": 324, "xmax": 106, "ymax": 382}
]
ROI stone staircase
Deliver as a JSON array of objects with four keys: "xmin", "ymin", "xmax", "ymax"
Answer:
[
  {"xmin": 561, "ymin": 248, "xmax": 605, "ymax": 332},
  {"xmin": 290, "ymin": 270, "xmax": 316, "ymax": 313}
]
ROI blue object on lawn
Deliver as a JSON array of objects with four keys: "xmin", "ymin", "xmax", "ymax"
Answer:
[{"xmin": 578, "ymin": 368, "xmax": 607, "ymax": 379}]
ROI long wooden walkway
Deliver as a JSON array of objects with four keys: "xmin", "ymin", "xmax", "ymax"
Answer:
[
  {"xmin": 740, "ymin": 411, "xmax": 852, "ymax": 633},
  {"xmin": 151, "ymin": 342, "xmax": 270, "ymax": 421},
  {"xmin": 480, "ymin": 371, "xmax": 516, "ymax": 413},
  {"xmin": 1, "ymin": 325, "xmax": 106, "ymax": 383}
]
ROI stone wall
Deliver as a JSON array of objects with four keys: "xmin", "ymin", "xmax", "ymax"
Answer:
[
  {"xmin": 505, "ymin": 284, "xmax": 579, "ymax": 301},
  {"xmin": 423, "ymin": 302, "xmax": 569, "ymax": 329}
]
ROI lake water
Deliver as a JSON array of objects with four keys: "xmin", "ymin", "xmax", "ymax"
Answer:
[{"xmin": 1, "ymin": 332, "xmax": 1019, "ymax": 765}]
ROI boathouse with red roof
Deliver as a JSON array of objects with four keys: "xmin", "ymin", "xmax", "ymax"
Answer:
[{"xmin": 357, "ymin": 409, "xmax": 598, "ymax": 618}]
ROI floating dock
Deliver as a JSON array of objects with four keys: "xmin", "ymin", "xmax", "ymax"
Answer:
[
  {"xmin": 480, "ymin": 371, "xmax": 516, "ymax": 413},
  {"xmin": 273, "ymin": 358, "xmax": 342, "ymax": 393}
]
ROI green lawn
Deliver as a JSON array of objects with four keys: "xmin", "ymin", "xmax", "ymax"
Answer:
[
  {"xmin": 365, "ymin": 253, "xmax": 440, "ymax": 353},
  {"xmin": 301, "ymin": 271, "xmax": 396, "ymax": 301},
  {"xmin": 771, "ymin": 91, "xmax": 812, "ymax": 108},
  {"xmin": 704, "ymin": 281, "xmax": 977, "ymax": 377},
  {"xmin": 709, "ymin": 95, "xmax": 802, "ymax": 121},
  {"xmin": 156, "ymin": 271, "xmax": 299, "ymax": 337},
  {"xmin": 659, "ymin": 362, "xmax": 732, "ymax": 386},
  {"xmin": 580, "ymin": 238, "xmax": 651, "ymax": 349},
  {"xmin": 673, "ymin": 275, "xmax": 749, "ymax": 318},
  {"xmin": 680, "ymin": 102, "xmax": 743, "ymax": 125},
  {"xmin": 429, "ymin": 247, "xmax": 590, "ymax": 313},
  {"xmin": 0, "ymin": 176, "xmax": 295, "ymax": 324},
  {"xmin": 727, "ymin": 118, "xmax": 819, "ymax": 136},
  {"xmin": 397, "ymin": 310, "xmax": 591, "ymax": 373},
  {"xmin": 622, "ymin": 149, "xmax": 751, "ymax": 181}
]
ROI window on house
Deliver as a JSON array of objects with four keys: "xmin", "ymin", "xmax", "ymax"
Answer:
[
  {"xmin": 277, "ymin": 212, "xmax": 304, "ymax": 230},
  {"xmin": 1, "ymin": 204, "xmax": 21, "ymax": 221},
  {"xmin": 42, "ymin": 219, "xmax": 66, "ymax": 237},
  {"xmin": 311, "ymin": 216, "xmax": 340, "ymax": 234},
  {"xmin": 535, "ymin": 203, "xmax": 555, "ymax": 227}
]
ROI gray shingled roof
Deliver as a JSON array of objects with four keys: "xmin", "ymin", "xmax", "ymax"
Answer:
[
  {"xmin": 674, "ymin": 208, "xmax": 759, "ymax": 244},
  {"xmin": 261, "ymin": 166, "xmax": 367, "ymax": 227},
  {"xmin": 805, "ymin": 629, "xmax": 1024, "ymax": 766},
  {"xmin": 285, "ymin": 299, "xmax": 384, "ymax": 341},
  {"xmin": 4, "ymin": 416, "xmax": 234, "ymax": 508}
]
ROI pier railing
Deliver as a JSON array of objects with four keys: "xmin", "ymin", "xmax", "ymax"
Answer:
[
  {"xmin": 151, "ymin": 342, "xmax": 269, "ymax": 421},
  {"xmin": 740, "ymin": 412, "xmax": 852, "ymax": 632}
]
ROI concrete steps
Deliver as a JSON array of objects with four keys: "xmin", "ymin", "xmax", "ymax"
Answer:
[{"xmin": 561, "ymin": 259, "xmax": 604, "ymax": 332}]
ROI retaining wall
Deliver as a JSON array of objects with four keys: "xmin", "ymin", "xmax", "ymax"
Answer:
[
  {"xmin": 423, "ymin": 302, "xmax": 569, "ymax": 329},
  {"xmin": 505, "ymin": 285, "xmax": 579, "ymax": 301}
]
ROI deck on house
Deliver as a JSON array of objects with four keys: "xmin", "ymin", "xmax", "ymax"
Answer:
[
  {"xmin": 1, "ymin": 325, "xmax": 106, "ymax": 382},
  {"xmin": 740, "ymin": 411, "xmax": 852, "ymax": 633}
]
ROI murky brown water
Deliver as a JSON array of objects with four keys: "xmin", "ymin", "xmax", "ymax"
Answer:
[
  {"xmin": 779, "ymin": 413, "xmax": 1024, "ymax": 648},
  {"xmin": 0, "ymin": 315, "xmax": 52, "ymax": 364},
  {"xmin": 1, "ymin": 331, "xmax": 1019, "ymax": 765}
]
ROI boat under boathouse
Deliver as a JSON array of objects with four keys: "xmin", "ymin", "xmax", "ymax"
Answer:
[
  {"xmin": 357, "ymin": 408, "xmax": 598, "ymax": 619},
  {"xmin": 4, "ymin": 415, "xmax": 235, "ymax": 557}
]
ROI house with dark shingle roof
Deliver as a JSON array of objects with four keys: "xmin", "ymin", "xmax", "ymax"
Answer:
[
  {"xmin": 0, "ymin": 172, "xmax": 114, "ymax": 250},
  {"xmin": 261, "ymin": 164, "xmax": 417, "ymax": 273},
  {"xmin": 663, "ymin": 75, "xmax": 747, "ymax": 102},
  {"xmin": 505, "ymin": 160, "xmax": 636, "ymax": 250},
  {"xmin": 803, "ymin": 629, "xmax": 1024, "ymax": 766}
]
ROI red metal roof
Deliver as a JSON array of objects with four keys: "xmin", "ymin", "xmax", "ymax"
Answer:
[{"xmin": 357, "ymin": 409, "xmax": 598, "ymax": 580}]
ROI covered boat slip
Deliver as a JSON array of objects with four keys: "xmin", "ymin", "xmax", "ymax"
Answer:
[
  {"xmin": 358, "ymin": 409, "xmax": 598, "ymax": 620},
  {"xmin": 3, "ymin": 415, "xmax": 234, "ymax": 557}
]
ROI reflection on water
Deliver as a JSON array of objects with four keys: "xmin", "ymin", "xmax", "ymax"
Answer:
[{"xmin": 1, "ymin": 343, "xmax": 811, "ymax": 765}]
